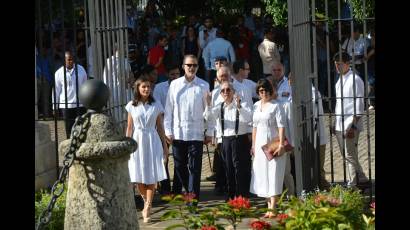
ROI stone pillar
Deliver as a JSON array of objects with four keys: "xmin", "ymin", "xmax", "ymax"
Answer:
[
  {"xmin": 35, "ymin": 121, "xmax": 57, "ymax": 191},
  {"xmin": 60, "ymin": 113, "xmax": 138, "ymax": 229}
]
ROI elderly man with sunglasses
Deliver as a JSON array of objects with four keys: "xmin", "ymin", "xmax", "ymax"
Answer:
[
  {"xmin": 206, "ymin": 66, "xmax": 253, "ymax": 198},
  {"xmin": 205, "ymin": 80, "xmax": 253, "ymax": 200}
]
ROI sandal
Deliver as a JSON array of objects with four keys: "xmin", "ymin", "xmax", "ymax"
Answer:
[{"xmin": 143, "ymin": 201, "xmax": 152, "ymax": 223}]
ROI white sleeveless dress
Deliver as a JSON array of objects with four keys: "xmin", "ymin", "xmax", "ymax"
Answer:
[{"xmin": 125, "ymin": 101, "xmax": 167, "ymax": 184}]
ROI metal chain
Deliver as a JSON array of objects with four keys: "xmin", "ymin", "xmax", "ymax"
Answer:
[{"xmin": 36, "ymin": 111, "xmax": 93, "ymax": 230}]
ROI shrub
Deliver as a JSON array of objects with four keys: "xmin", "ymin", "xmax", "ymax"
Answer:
[
  {"xmin": 277, "ymin": 185, "xmax": 368, "ymax": 229},
  {"xmin": 35, "ymin": 183, "xmax": 67, "ymax": 230}
]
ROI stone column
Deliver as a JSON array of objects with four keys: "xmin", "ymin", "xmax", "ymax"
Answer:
[{"xmin": 60, "ymin": 113, "xmax": 138, "ymax": 230}]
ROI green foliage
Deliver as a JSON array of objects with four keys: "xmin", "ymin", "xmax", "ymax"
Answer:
[
  {"xmin": 276, "ymin": 185, "xmax": 368, "ymax": 230},
  {"xmin": 349, "ymin": 0, "xmax": 375, "ymax": 21},
  {"xmin": 35, "ymin": 184, "xmax": 67, "ymax": 230},
  {"xmin": 262, "ymin": 0, "xmax": 288, "ymax": 26}
]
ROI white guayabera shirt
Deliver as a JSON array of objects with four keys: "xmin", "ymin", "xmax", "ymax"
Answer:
[
  {"xmin": 276, "ymin": 76, "xmax": 292, "ymax": 103},
  {"xmin": 164, "ymin": 76, "xmax": 213, "ymax": 141},
  {"xmin": 153, "ymin": 81, "xmax": 170, "ymax": 109},
  {"xmin": 335, "ymin": 70, "xmax": 364, "ymax": 132}
]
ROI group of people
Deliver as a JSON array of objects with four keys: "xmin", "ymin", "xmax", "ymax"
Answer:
[
  {"xmin": 123, "ymin": 51, "xmax": 371, "ymax": 222},
  {"xmin": 36, "ymin": 3, "xmax": 374, "ymax": 223}
]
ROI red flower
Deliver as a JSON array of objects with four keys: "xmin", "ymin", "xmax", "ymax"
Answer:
[
  {"xmin": 182, "ymin": 192, "xmax": 196, "ymax": 203},
  {"xmin": 314, "ymin": 194, "xmax": 327, "ymax": 205},
  {"xmin": 227, "ymin": 196, "xmax": 251, "ymax": 209},
  {"xmin": 250, "ymin": 220, "xmax": 271, "ymax": 230},
  {"xmin": 328, "ymin": 198, "xmax": 341, "ymax": 207},
  {"xmin": 275, "ymin": 213, "xmax": 289, "ymax": 225},
  {"xmin": 201, "ymin": 225, "xmax": 217, "ymax": 230},
  {"xmin": 370, "ymin": 201, "xmax": 375, "ymax": 210}
]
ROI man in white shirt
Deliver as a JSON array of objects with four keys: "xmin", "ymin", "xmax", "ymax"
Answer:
[
  {"xmin": 232, "ymin": 59, "xmax": 258, "ymax": 103},
  {"xmin": 198, "ymin": 16, "xmax": 217, "ymax": 50},
  {"xmin": 341, "ymin": 25, "xmax": 370, "ymax": 81},
  {"xmin": 153, "ymin": 64, "xmax": 180, "ymax": 108},
  {"xmin": 333, "ymin": 52, "xmax": 370, "ymax": 189},
  {"xmin": 258, "ymin": 28, "xmax": 281, "ymax": 78},
  {"xmin": 103, "ymin": 48, "xmax": 134, "ymax": 126},
  {"xmin": 164, "ymin": 55, "xmax": 213, "ymax": 201},
  {"xmin": 209, "ymin": 66, "xmax": 253, "ymax": 196},
  {"xmin": 272, "ymin": 62, "xmax": 291, "ymax": 102},
  {"xmin": 153, "ymin": 64, "xmax": 181, "ymax": 195},
  {"xmin": 204, "ymin": 81, "xmax": 253, "ymax": 200},
  {"xmin": 53, "ymin": 51, "xmax": 88, "ymax": 138},
  {"xmin": 202, "ymin": 28, "xmax": 236, "ymax": 91}
]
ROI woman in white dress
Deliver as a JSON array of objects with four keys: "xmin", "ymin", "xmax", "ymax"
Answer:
[
  {"xmin": 125, "ymin": 76, "xmax": 169, "ymax": 223},
  {"xmin": 250, "ymin": 79, "xmax": 287, "ymax": 218}
]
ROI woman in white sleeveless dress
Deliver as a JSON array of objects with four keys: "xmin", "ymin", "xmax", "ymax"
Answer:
[
  {"xmin": 250, "ymin": 79, "xmax": 287, "ymax": 218},
  {"xmin": 125, "ymin": 76, "xmax": 169, "ymax": 223}
]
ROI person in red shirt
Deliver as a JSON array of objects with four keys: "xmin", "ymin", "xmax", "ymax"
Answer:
[
  {"xmin": 234, "ymin": 15, "xmax": 253, "ymax": 60},
  {"xmin": 148, "ymin": 34, "xmax": 168, "ymax": 83}
]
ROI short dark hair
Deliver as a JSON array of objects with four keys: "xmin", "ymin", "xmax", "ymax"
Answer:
[
  {"xmin": 233, "ymin": 59, "xmax": 247, "ymax": 74},
  {"xmin": 353, "ymin": 24, "xmax": 362, "ymax": 33},
  {"xmin": 333, "ymin": 51, "xmax": 351, "ymax": 63},
  {"xmin": 166, "ymin": 63, "xmax": 180, "ymax": 72},
  {"xmin": 256, "ymin": 78, "xmax": 274, "ymax": 96},
  {"xmin": 204, "ymin": 16, "xmax": 213, "ymax": 21},
  {"xmin": 155, "ymin": 34, "xmax": 167, "ymax": 44},
  {"xmin": 215, "ymin": 56, "xmax": 228, "ymax": 62},
  {"xmin": 140, "ymin": 64, "xmax": 156, "ymax": 75}
]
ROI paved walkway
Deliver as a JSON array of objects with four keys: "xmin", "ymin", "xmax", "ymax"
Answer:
[{"xmin": 37, "ymin": 110, "xmax": 375, "ymax": 229}]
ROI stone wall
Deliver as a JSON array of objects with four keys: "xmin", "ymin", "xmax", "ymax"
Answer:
[{"xmin": 35, "ymin": 121, "xmax": 57, "ymax": 191}]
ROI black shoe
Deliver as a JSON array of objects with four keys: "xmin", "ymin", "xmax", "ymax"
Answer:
[
  {"xmin": 206, "ymin": 174, "xmax": 217, "ymax": 181},
  {"xmin": 357, "ymin": 180, "xmax": 372, "ymax": 189},
  {"xmin": 319, "ymin": 179, "xmax": 331, "ymax": 191}
]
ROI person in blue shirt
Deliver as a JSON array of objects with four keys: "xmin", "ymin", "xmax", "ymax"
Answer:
[{"xmin": 36, "ymin": 45, "xmax": 53, "ymax": 119}]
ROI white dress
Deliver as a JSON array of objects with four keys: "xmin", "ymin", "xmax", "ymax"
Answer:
[
  {"xmin": 125, "ymin": 101, "xmax": 167, "ymax": 184},
  {"xmin": 250, "ymin": 100, "xmax": 287, "ymax": 197}
]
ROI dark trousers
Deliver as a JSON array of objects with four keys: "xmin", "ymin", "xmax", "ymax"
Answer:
[
  {"xmin": 62, "ymin": 107, "xmax": 87, "ymax": 138},
  {"xmin": 214, "ymin": 143, "xmax": 226, "ymax": 190},
  {"xmin": 208, "ymin": 69, "xmax": 217, "ymax": 92},
  {"xmin": 172, "ymin": 140, "xmax": 203, "ymax": 199},
  {"xmin": 159, "ymin": 143, "xmax": 182, "ymax": 194},
  {"xmin": 171, "ymin": 165, "xmax": 183, "ymax": 194},
  {"xmin": 221, "ymin": 134, "xmax": 252, "ymax": 199},
  {"xmin": 37, "ymin": 77, "xmax": 52, "ymax": 118}
]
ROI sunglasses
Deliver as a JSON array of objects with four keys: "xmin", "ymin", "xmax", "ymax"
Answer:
[
  {"xmin": 185, "ymin": 63, "xmax": 198, "ymax": 68},
  {"xmin": 221, "ymin": 88, "xmax": 232, "ymax": 93}
]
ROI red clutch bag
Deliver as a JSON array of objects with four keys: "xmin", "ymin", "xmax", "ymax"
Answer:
[{"xmin": 261, "ymin": 138, "xmax": 294, "ymax": 161}]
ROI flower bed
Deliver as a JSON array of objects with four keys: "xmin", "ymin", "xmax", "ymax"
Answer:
[{"xmin": 161, "ymin": 185, "xmax": 375, "ymax": 230}]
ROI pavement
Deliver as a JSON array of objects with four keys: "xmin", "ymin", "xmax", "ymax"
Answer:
[{"xmin": 37, "ymin": 109, "xmax": 375, "ymax": 229}]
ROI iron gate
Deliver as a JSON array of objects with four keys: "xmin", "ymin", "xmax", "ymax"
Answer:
[
  {"xmin": 287, "ymin": 0, "xmax": 375, "ymax": 200},
  {"xmin": 35, "ymin": 0, "xmax": 131, "ymax": 181}
]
